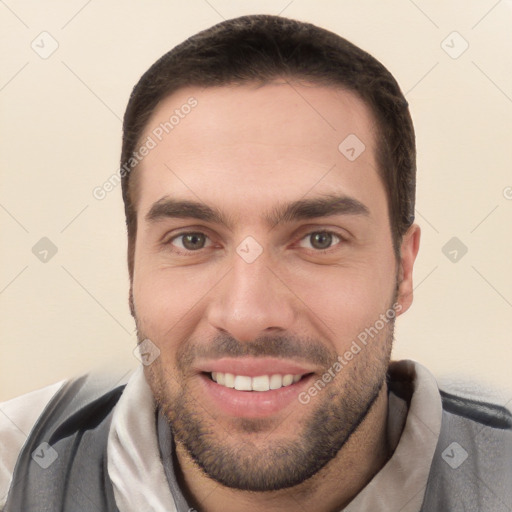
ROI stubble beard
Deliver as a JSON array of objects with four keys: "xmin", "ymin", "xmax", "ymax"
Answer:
[{"xmin": 137, "ymin": 312, "xmax": 395, "ymax": 492}]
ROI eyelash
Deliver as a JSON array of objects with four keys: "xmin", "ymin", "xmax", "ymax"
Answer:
[{"xmin": 163, "ymin": 229, "xmax": 347, "ymax": 256}]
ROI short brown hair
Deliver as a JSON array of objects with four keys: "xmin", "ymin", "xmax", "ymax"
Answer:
[{"xmin": 121, "ymin": 14, "xmax": 416, "ymax": 281}]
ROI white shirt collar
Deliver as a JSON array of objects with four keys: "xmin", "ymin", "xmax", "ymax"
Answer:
[{"xmin": 108, "ymin": 360, "xmax": 443, "ymax": 512}]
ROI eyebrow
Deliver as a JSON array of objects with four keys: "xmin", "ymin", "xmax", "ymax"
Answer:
[
  {"xmin": 144, "ymin": 194, "xmax": 370, "ymax": 229},
  {"xmin": 266, "ymin": 194, "xmax": 370, "ymax": 226},
  {"xmin": 145, "ymin": 197, "xmax": 233, "ymax": 226}
]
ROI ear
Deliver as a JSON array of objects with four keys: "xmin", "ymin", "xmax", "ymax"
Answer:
[{"xmin": 396, "ymin": 223, "xmax": 421, "ymax": 316}]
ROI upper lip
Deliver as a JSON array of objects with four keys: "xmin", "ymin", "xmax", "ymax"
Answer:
[{"xmin": 195, "ymin": 357, "xmax": 316, "ymax": 377}]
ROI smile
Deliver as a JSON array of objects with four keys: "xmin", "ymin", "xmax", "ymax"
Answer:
[{"xmin": 211, "ymin": 372, "xmax": 304, "ymax": 391}]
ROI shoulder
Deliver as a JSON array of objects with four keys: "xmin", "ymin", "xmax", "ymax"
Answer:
[
  {"xmin": 0, "ymin": 370, "xmax": 132, "ymax": 509},
  {"xmin": 0, "ymin": 380, "xmax": 66, "ymax": 507},
  {"xmin": 421, "ymin": 384, "xmax": 512, "ymax": 511},
  {"xmin": 440, "ymin": 389, "xmax": 512, "ymax": 430}
]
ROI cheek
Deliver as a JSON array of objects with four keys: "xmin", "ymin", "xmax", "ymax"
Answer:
[
  {"xmin": 286, "ymin": 259, "xmax": 396, "ymax": 341},
  {"xmin": 132, "ymin": 263, "xmax": 215, "ymax": 349}
]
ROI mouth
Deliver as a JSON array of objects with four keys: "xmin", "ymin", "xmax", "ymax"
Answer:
[
  {"xmin": 195, "ymin": 358, "xmax": 318, "ymax": 418},
  {"xmin": 208, "ymin": 371, "xmax": 308, "ymax": 391}
]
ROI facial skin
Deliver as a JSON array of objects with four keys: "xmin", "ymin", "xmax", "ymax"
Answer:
[{"xmin": 131, "ymin": 82, "xmax": 420, "ymax": 511}]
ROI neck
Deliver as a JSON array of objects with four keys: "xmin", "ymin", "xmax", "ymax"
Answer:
[{"xmin": 174, "ymin": 382, "xmax": 391, "ymax": 512}]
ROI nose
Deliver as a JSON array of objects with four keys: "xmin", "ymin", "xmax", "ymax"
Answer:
[{"xmin": 206, "ymin": 247, "xmax": 296, "ymax": 342}]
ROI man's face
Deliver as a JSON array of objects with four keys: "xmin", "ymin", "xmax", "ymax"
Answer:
[{"xmin": 131, "ymin": 82, "xmax": 407, "ymax": 491}]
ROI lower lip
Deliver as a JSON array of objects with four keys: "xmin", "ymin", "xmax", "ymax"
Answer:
[{"xmin": 199, "ymin": 373, "xmax": 314, "ymax": 418}]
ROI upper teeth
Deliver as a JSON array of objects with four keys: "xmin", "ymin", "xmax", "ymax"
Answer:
[{"xmin": 211, "ymin": 372, "xmax": 302, "ymax": 391}]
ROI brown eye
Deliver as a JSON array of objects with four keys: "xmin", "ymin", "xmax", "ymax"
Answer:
[
  {"xmin": 299, "ymin": 231, "xmax": 342, "ymax": 251},
  {"xmin": 310, "ymin": 232, "xmax": 333, "ymax": 250},
  {"xmin": 172, "ymin": 232, "xmax": 209, "ymax": 251}
]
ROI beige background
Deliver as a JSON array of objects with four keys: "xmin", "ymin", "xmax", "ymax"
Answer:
[{"xmin": 1, "ymin": 0, "xmax": 511, "ymax": 403}]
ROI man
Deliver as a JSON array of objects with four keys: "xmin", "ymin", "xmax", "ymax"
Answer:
[{"xmin": 1, "ymin": 14, "xmax": 511, "ymax": 512}]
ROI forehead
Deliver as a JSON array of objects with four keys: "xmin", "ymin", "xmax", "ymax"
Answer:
[{"xmin": 135, "ymin": 82, "xmax": 384, "ymax": 223}]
